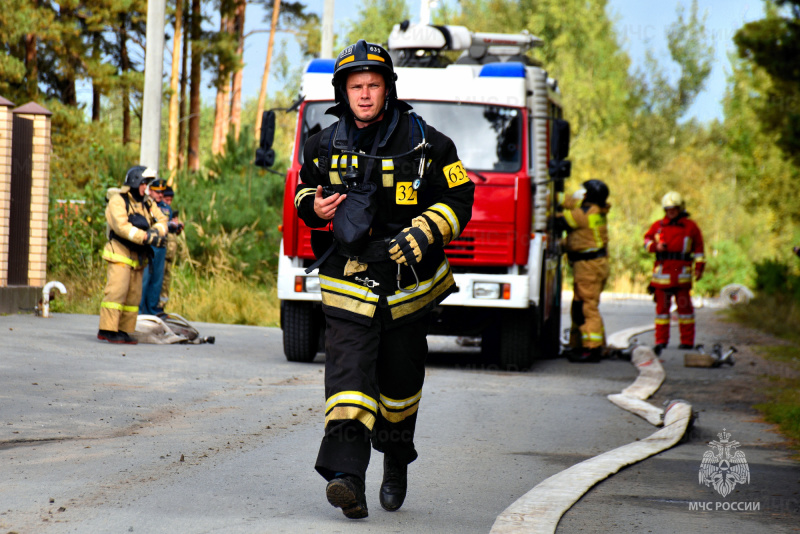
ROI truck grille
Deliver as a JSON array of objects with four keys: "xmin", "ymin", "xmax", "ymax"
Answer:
[{"xmin": 445, "ymin": 226, "xmax": 515, "ymax": 265}]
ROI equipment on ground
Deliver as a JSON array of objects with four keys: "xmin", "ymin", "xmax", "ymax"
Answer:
[{"xmin": 134, "ymin": 313, "xmax": 215, "ymax": 344}]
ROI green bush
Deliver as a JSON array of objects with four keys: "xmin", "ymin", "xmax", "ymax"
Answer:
[
  {"xmin": 175, "ymin": 127, "xmax": 286, "ymax": 283},
  {"xmin": 753, "ymin": 258, "xmax": 800, "ymax": 301},
  {"xmin": 694, "ymin": 239, "xmax": 755, "ymax": 296}
]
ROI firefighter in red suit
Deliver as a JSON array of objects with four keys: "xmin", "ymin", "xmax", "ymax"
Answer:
[{"xmin": 644, "ymin": 191, "xmax": 705, "ymax": 354}]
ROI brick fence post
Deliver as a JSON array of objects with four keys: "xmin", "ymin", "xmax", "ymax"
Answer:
[
  {"xmin": 12, "ymin": 102, "xmax": 52, "ymax": 288},
  {"xmin": 0, "ymin": 96, "xmax": 14, "ymax": 287}
]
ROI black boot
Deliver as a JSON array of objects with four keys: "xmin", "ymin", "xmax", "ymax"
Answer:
[
  {"xmin": 119, "ymin": 331, "xmax": 139, "ymax": 345},
  {"xmin": 97, "ymin": 329, "xmax": 125, "ymax": 344},
  {"xmin": 380, "ymin": 454, "xmax": 408, "ymax": 511},
  {"xmin": 567, "ymin": 348, "xmax": 601, "ymax": 363},
  {"xmin": 653, "ymin": 343, "xmax": 667, "ymax": 356},
  {"xmin": 326, "ymin": 474, "xmax": 368, "ymax": 519}
]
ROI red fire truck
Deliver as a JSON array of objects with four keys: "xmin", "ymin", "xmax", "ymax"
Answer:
[{"xmin": 257, "ymin": 23, "xmax": 571, "ymax": 370}]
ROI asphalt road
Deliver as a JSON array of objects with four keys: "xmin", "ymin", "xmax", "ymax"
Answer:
[{"xmin": 1, "ymin": 299, "xmax": 798, "ymax": 533}]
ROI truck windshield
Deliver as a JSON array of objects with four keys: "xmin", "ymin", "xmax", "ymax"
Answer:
[{"xmin": 298, "ymin": 101, "xmax": 522, "ymax": 172}]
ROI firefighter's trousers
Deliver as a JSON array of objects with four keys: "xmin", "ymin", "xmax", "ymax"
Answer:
[
  {"xmin": 654, "ymin": 287, "xmax": 695, "ymax": 346},
  {"xmin": 315, "ymin": 312, "xmax": 429, "ymax": 483},
  {"xmin": 569, "ymin": 257, "xmax": 609, "ymax": 350},
  {"xmin": 100, "ymin": 260, "xmax": 144, "ymax": 333}
]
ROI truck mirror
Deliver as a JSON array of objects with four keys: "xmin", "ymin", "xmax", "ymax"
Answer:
[
  {"xmin": 255, "ymin": 148, "xmax": 275, "ymax": 168},
  {"xmin": 551, "ymin": 119, "xmax": 570, "ymax": 161},
  {"xmin": 255, "ymin": 111, "xmax": 276, "ymax": 168},
  {"xmin": 260, "ymin": 110, "xmax": 276, "ymax": 151}
]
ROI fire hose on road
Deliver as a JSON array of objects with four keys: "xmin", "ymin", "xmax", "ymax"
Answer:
[{"xmin": 491, "ymin": 343, "xmax": 694, "ymax": 533}]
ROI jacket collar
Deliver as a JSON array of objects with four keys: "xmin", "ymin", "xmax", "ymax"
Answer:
[{"xmin": 328, "ymin": 100, "xmax": 413, "ymax": 151}]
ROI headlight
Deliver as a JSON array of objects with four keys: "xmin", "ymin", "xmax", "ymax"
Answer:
[
  {"xmin": 473, "ymin": 282, "xmax": 501, "ymax": 299},
  {"xmin": 472, "ymin": 282, "xmax": 511, "ymax": 300},
  {"xmin": 295, "ymin": 276, "xmax": 321, "ymax": 293}
]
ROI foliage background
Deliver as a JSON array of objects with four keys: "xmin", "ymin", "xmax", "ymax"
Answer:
[{"xmin": 28, "ymin": 0, "xmax": 800, "ymax": 324}]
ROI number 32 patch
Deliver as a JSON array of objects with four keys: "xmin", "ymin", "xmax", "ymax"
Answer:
[
  {"xmin": 444, "ymin": 160, "xmax": 469, "ymax": 188},
  {"xmin": 396, "ymin": 182, "xmax": 418, "ymax": 205}
]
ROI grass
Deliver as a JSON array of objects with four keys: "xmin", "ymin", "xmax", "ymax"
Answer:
[
  {"xmin": 727, "ymin": 295, "xmax": 800, "ymax": 452},
  {"xmin": 49, "ymin": 262, "xmax": 280, "ymax": 327}
]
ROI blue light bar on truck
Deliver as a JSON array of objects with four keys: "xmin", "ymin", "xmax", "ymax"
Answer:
[
  {"xmin": 306, "ymin": 58, "xmax": 336, "ymax": 74},
  {"xmin": 478, "ymin": 62, "xmax": 526, "ymax": 78}
]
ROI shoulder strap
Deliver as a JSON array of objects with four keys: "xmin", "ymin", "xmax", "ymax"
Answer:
[
  {"xmin": 408, "ymin": 112, "xmax": 426, "ymax": 148},
  {"xmin": 317, "ymin": 123, "xmax": 338, "ymax": 174}
]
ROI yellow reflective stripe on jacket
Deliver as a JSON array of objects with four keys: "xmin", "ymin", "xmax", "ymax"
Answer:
[
  {"xmin": 563, "ymin": 210, "xmax": 579, "ymax": 229},
  {"xmin": 295, "ymin": 187, "xmax": 316, "ymax": 209},
  {"xmin": 427, "ymin": 203, "xmax": 460, "ymax": 242},
  {"xmin": 102, "ymin": 249, "xmax": 140, "ymax": 268},
  {"xmin": 319, "ymin": 275, "xmax": 381, "ymax": 318},
  {"xmin": 588, "ymin": 213, "xmax": 606, "ymax": 248},
  {"xmin": 388, "ymin": 261, "xmax": 453, "ymax": 320}
]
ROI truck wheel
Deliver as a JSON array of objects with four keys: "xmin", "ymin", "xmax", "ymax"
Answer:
[
  {"xmin": 482, "ymin": 309, "xmax": 536, "ymax": 371},
  {"xmin": 538, "ymin": 258, "xmax": 563, "ymax": 358},
  {"xmin": 281, "ymin": 301, "xmax": 321, "ymax": 362}
]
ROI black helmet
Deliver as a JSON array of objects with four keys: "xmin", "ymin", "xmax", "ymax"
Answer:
[
  {"xmin": 149, "ymin": 178, "xmax": 167, "ymax": 192},
  {"xmin": 583, "ymin": 179, "xmax": 609, "ymax": 207},
  {"xmin": 124, "ymin": 166, "xmax": 157, "ymax": 189},
  {"xmin": 332, "ymin": 40, "xmax": 397, "ymax": 106}
]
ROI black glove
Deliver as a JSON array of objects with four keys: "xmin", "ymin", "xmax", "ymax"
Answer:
[
  {"xmin": 168, "ymin": 221, "xmax": 184, "ymax": 235},
  {"xmin": 794, "ymin": 246, "xmax": 800, "ymax": 258},
  {"xmin": 389, "ymin": 226, "xmax": 429, "ymax": 266},
  {"xmin": 144, "ymin": 229, "xmax": 166, "ymax": 248}
]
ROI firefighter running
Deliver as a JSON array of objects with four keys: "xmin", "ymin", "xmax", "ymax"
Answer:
[
  {"xmin": 294, "ymin": 40, "xmax": 474, "ymax": 519},
  {"xmin": 98, "ymin": 166, "xmax": 168, "ymax": 344},
  {"xmin": 644, "ymin": 191, "xmax": 705, "ymax": 354},
  {"xmin": 559, "ymin": 179, "xmax": 611, "ymax": 363}
]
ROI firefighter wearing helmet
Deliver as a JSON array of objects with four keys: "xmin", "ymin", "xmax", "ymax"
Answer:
[
  {"xmin": 644, "ymin": 191, "xmax": 706, "ymax": 354},
  {"xmin": 558, "ymin": 179, "xmax": 611, "ymax": 363},
  {"xmin": 98, "ymin": 166, "xmax": 168, "ymax": 344},
  {"xmin": 294, "ymin": 40, "xmax": 474, "ymax": 518}
]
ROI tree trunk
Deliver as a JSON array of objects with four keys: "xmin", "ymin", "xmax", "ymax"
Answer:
[
  {"xmin": 230, "ymin": 0, "xmax": 246, "ymax": 141},
  {"xmin": 167, "ymin": 0, "xmax": 184, "ymax": 184},
  {"xmin": 178, "ymin": 6, "xmax": 189, "ymax": 171},
  {"xmin": 211, "ymin": 14, "xmax": 229, "ymax": 156},
  {"xmin": 92, "ymin": 84, "xmax": 101, "ymax": 122},
  {"xmin": 188, "ymin": 0, "xmax": 202, "ymax": 171},
  {"xmin": 24, "ymin": 34, "xmax": 38, "ymax": 100},
  {"xmin": 255, "ymin": 0, "xmax": 281, "ymax": 141},
  {"xmin": 91, "ymin": 32, "xmax": 102, "ymax": 122}
]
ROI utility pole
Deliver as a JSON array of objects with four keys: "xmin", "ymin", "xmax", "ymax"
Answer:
[
  {"xmin": 321, "ymin": 0, "xmax": 335, "ymax": 59},
  {"xmin": 140, "ymin": 0, "xmax": 167, "ymax": 172},
  {"xmin": 419, "ymin": 0, "xmax": 431, "ymax": 25}
]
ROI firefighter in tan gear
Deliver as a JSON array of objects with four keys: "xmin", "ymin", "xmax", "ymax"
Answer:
[
  {"xmin": 559, "ymin": 179, "xmax": 611, "ymax": 363},
  {"xmin": 295, "ymin": 40, "xmax": 474, "ymax": 519},
  {"xmin": 97, "ymin": 166, "xmax": 168, "ymax": 344}
]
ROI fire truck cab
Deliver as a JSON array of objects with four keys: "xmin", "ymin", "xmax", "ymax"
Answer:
[{"xmin": 265, "ymin": 23, "xmax": 571, "ymax": 370}]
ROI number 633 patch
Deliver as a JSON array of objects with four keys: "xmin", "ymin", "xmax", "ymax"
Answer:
[{"xmin": 444, "ymin": 160, "xmax": 469, "ymax": 188}]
